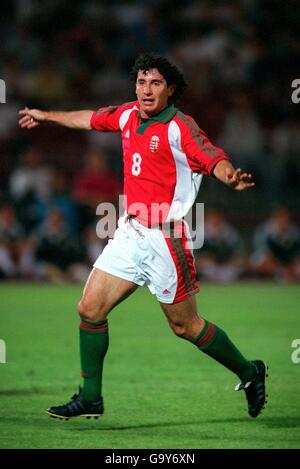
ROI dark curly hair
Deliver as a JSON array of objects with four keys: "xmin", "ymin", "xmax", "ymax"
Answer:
[{"xmin": 131, "ymin": 53, "xmax": 187, "ymax": 102}]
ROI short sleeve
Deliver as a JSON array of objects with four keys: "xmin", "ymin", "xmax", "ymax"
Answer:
[
  {"xmin": 90, "ymin": 105, "xmax": 123, "ymax": 132},
  {"xmin": 178, "ymin": 114, "xmax": 230, "ymax": 175}
]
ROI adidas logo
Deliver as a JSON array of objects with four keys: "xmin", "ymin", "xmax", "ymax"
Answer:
[
  {"xmin": 163, "ymin": 289, "xmax": 171, "ymax": 295},
  {"xmin": 124, "ymin": 130, "xmax": 130, "ymax": 138}
]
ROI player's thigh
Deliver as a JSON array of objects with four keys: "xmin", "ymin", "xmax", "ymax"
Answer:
[
  {"xmin": 159, "ymin": 295, "xmax": 204, "ymax": 339},
  {"xmin": 78, "ymin": 267, "xmax": 138, "ymax": 321}
]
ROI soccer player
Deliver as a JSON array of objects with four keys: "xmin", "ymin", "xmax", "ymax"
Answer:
[{"xmin": 19, "ymin": 53, "xmax": 267, "ymax": 420}]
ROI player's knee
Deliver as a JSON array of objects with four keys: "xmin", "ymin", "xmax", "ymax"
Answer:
[
  {"xmin": 169, "ymin": 318, "xmax": 205, "ymax": 341},
  {"xmin": 77, "ymin": 298, "xmax": 106, "ymax": 322},
  {"xmin": 170, "ymin": 322, "xmax": 188, "ymax": 339}
]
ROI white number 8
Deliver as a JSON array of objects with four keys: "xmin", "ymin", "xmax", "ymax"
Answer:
[{"xmin": 131, "ymin": 152, "xmax": 142, "ymax": 176}]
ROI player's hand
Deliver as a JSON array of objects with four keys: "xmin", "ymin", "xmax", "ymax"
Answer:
[
  {"xmin": 18, "ymin": 107, "xmax": 48, "ymax": 129},
  {"xmin": 225, "ymin": 168, "xmax": 255, "ymax": 191}
]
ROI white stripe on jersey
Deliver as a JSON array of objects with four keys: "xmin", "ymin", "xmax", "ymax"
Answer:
[
  {"xmin": 166, "ymin": 120, "xmax": 203, "ymax": 221},
  {"xmin": 119, "ymin": 106, "xmax": 139, "ymax": 131}
]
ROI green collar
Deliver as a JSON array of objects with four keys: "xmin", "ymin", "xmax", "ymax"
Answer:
[{"xmin": 137, "ymin": 104, "xmax": 178, "ymax": 134}]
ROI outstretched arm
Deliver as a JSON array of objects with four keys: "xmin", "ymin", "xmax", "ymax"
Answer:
[
  {"xmin": 18, "ymin": 107, "xmax": 94, "ymax": 130},
  {"xmin": 213, "ymin": 160, "xmax": 255, "ymax": 191}
]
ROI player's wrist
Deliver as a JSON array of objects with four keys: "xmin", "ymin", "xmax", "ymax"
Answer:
[{"xmin": 44, "ymin": 111, "xmax": 53, "ymax": 123}]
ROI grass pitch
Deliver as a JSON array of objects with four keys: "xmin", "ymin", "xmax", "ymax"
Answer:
[{"xmin": 0, "ymin": 282, "xmax": 300, "ymax": 449}]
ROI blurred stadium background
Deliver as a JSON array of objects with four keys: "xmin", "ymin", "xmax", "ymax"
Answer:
[
  {"xmin": 1, "ymin": 0, "xmax": 300, "ymax": 450},
  {"xmin": 0, "ymin": 0, "xmax": 300, "ymax": 283}
]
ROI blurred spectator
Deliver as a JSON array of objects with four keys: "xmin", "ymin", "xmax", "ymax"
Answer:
[
  {"xmin": 195, "ymin": 209, "xmax": 245, "ymax": 282},
  {"xmin": 173, "ymin": 26, "xmax": 231, "ymax": 67},
  {"xmin": 270, "ymin": 118, "xmax": 300, "ymax": 202},
  {"xmin": 84, "ymin": 224, "xmax": 107, "ymax": 265},
  {"xmin": 91, "ymin": 58, "xmax": 128, "ymax": 103},
  {"xmin": 251, "ymin": 207, "xmax": 300, "ymax": 282},
  {"xmin": 49, "ymin": 170, "xmax": 79, "ymax": 233},
  {"xmin": 9, "ymin": 146, "xmax": 52, "ymax": 201},
  {"xmin": 0, "ymin": 203, "xmax": 36, "ymax": 278},
  {"xmin": 72, "ymin": 147, "xmax": 121, "ymax": 229},
  {"xmin": 218, "ymin": 91, "xmax": 265, "ymax": 179},
  {"xmin": 21, "ymin": 58, "xmax": 70, "ymax": 107},
  {"xmin": 34, "ymin": 208, "xmax": 88, "ymax": 284},
  {"xmin": 73, "ymin": 148, "xmax": 121, "ymax": 205},
  {"xmin": 9, "ymin": 146, "xmax": 53, "ymax": 232},
  {"xmin": 0, "ymin": 101, "xmax": 21, "ymax": 141},
  {"xmin": 33, "ymin": 170, "xmax": 79, "ymax": 234},
  {"xmin": 1, "ymin": 0, "xmax": 299, "ymax": 282}
]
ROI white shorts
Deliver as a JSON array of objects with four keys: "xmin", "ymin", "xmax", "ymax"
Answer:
[{"xmin": 94, "ymin": 215, "xmax": 199, "ymax": 304}]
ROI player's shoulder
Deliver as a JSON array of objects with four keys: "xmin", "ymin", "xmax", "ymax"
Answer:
[
  {"xmin": 119, "ymin": 100, "xmax": 140, "ymax": 112},
  {"xmin": 94, "ymin": 100, "xmax": 139, "ymax": 116},
  {"xmin": 173, "ymin": 109, "xmax": 201, "ymax": 134},
  {"xmin": 174, "ymin": 109, "xmax": 198, "ymax": 126}
]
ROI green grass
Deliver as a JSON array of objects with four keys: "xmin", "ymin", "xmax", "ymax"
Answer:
[{"xmin": 0, "ymin": 282, "xmax": 300, "ymax": 449}]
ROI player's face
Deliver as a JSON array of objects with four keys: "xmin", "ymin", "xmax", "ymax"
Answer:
[{"xmin": 136, "ymin": 68, "xmax": 175, "ymax": 118}]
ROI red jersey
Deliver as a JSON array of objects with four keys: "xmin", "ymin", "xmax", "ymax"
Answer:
[{"xmin": 90, "ymin": 101, "xmax": 230, "ymax": 225}]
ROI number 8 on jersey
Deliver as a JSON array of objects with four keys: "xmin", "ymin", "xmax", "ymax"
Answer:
[{"xmin": 132, "ymin": 152, "xmax": 142, "ymax": 176}]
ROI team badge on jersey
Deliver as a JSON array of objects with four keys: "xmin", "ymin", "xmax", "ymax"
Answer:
[{"xmin": 149, "ymin": 135, "xmax": 160, "ymax": 152}]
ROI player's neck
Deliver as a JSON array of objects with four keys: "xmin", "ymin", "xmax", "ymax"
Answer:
[{"xmin": 139, "ymin": 104, "xmax": 169, "ymax": 121}]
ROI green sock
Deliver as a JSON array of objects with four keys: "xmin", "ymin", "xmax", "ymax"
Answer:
[
  {"xmin": 192, "ymin": 319, "xmax": 256, "ymax": 383},
  {"xmin": 79, "ymin": 318, "xmax": 109, "ymax": 402}
]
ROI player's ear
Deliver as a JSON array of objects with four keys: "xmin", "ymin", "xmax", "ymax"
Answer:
[{"xmin": 168, "ymin": 84, "xmax": 176, "ymax": 97}]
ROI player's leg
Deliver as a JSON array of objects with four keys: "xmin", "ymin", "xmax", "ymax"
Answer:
[
  {"xmin": 78, "ymin": 267, "xmax": 138, "ymax": 401},
  {"xmin": 160, "ymin": 296, "xmax": 268, "ymax": 417},
  {"xmin": 78, "ymin": 266, "xmax": 138, "ymax": 322},
  {"xmin": 47, "ymin": 268, "xmax": 138, "ymax": 419},
  {"xmin": 157, "ymin": 222, "xmax": 256, "ymax": 384},
  {"xmin": 150, "ymin": 221, "xmax": 267, "ymax": 417},
  {"xmin": 160, "ymin": 295, "xmax": 204, "ymax": 339},
  {"xmin": 160, "ymin": 296, "xmax": 256, "ymax": 382}
]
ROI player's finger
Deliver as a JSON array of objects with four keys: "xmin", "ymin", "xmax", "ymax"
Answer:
[
  {"xmin": 20, "ymin": 116, "xmax": 38, "ymax": 128},
  {"xmin": 19, "ymin": 118, "xmax": 29, "ymax": 127},
  {"xmin": 19, "ymin": 116, "xmax": 32, "ymax": 127},
  {"xmin": 26, "ymin": 119, "xmax": 37, "ymax": 128},
  {"xmin": 28, "ymin": 120, "xmax": 39, "ymax": 129},
  {"xmin": 242, "ymin": 182, "xmax": 255, "ymax": 189},
  {"xmin": 19, "ymin": 107, "xmax": 32, "ymax": 117},
  {"xmin": 19, "ymin": 114, "xmax": 31, "ymax": 122},
  {"xmin": 240, "ymin": 172, "xmax": 252, "ymax": 181}
]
